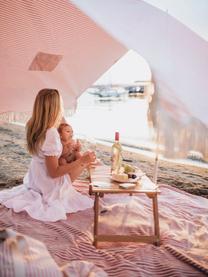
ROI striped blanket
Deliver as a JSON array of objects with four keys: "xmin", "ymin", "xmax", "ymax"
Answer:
[{"xmin": 0, "ymin": 183, "xmax": 207, "ymax": 276}]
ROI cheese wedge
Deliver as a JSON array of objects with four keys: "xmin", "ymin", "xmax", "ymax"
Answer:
[{"xmin": 112, "ymin": 173, "xmax": 128, "ymax": 182}]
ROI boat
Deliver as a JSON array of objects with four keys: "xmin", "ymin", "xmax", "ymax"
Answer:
[
  {"xmin": 88, "ymin": 86, "xmax": 127, "ymax": 101},
  {"xmin": 127, "ymin": 86, "xmax": 144, "ymax": 96}
]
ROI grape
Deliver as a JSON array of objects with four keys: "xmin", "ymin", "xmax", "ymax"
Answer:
[{"xmin": 128, "ymin": 173, "xmax": 137, "ymax": 179}]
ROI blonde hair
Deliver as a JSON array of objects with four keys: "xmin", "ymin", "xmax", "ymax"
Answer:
[{"xmin": 26, "ymin": 88, "xmax": 62, "ymax": 155}]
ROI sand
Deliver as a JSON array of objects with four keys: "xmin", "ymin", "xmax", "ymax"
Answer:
[{"xmin": 0, "ymin": 123, "xmax": 207, "ymax": 198}]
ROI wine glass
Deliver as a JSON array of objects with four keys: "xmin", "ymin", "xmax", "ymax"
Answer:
[
  {"xmin": 88, "ymin": 137, "xmax": 97, "ymax": 153},
  {"xmin": 80, "ymin": 135, "xmax": 98, "ymax": 182},
  {"xmin": 81, "ymin": 134, "xmax": 97, "ymax": 153}
]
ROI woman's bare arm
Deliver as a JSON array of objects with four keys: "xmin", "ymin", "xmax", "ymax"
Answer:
[{"xmin": 45, "ymin": 151, "xmax": 95, "ymax": 182}]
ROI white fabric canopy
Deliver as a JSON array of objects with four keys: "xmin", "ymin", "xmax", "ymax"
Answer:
[
  {"xmin": 73, "ymin": 0, "xmax": 208, "ymax": 127},
  {"xmin": 145, "ymin": 0, "xmax": 208, "ymax": 41}
]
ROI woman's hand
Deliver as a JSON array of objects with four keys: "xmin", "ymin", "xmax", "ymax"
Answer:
[
  {"xmin": 81, "ymin": 151, "xmax": 96, "ymax": 166},
  {"xmin": 74, "ymin": 139, "xmax": 81, "ymax": 152}
]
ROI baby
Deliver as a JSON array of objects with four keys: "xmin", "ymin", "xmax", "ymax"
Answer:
[{"xmin": 58, "ymin": 123, "xmax": 82, "ymax": 165}]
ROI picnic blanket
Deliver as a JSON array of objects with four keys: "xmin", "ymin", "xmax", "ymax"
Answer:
[{"xmin": 0, "ymin": 183, "xmax": 207, "ymax": 276}]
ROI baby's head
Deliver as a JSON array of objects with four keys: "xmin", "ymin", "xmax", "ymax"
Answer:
[{"xmin": 58, "ymin": 123, "xmax": 73, "ymax": 142}]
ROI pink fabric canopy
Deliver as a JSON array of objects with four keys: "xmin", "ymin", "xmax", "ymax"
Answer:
[{"xmin": 0, "ymin": 0, "xmax": 126, "ymax": 112}]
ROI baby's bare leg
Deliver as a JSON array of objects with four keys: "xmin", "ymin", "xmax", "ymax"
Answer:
[{"xmin": 75, "ymin": 152, "xmax": 82, "ymax": 160}]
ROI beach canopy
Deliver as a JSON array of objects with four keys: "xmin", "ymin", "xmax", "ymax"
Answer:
[
  {"xmin": 0, "ymin": 0, "xmax": 126, "ymax": 113},
  {"xmin": 0, "ymin": 0, "xmax": 208, "ymax": 158}
]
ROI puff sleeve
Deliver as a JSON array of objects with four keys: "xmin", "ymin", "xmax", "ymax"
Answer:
[{"xmin": 41, "ymin": 128, "xmax": 62, "ymax": 157}]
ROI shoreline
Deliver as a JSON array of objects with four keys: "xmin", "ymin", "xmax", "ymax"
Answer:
[
  {"xmin": 0, "ymin": 123, "xmax": 207, "ymax": 198},
  {"xmin": 10, "ymin": 121, "xmax": 208, "ymax": 168},
  {"xmin": 95, "ymin": 139, "xmax": 208, "ymax": 169}
]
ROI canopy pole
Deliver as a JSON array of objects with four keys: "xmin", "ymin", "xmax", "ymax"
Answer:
[{"xmin": 153, "ymin": 125, "xmax": 160, "ymax": 185}]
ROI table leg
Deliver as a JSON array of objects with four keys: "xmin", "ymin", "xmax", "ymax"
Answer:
[
  {"xmin": 152, "ymin": 194, "xmax": 160, "ymax": 246},
  {"xmin": 88, "ymin": 167, "xmax": 92, "ymax": 183},
  {"xmin": 93, "ymin": 192, "xmax": 99, "ymax": 247}
]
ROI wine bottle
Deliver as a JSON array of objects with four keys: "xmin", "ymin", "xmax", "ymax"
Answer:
[{"xmin": 111, "ymin": 131, "xmax": 122, "ymax": 173}]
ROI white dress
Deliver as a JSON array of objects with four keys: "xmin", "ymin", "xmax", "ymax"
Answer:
[{"xmin": 0, "ymin": 128, "xmax": 93, "ymax": 222}]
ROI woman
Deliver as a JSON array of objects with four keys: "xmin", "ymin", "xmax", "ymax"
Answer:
[{"xmin": 0, "ymin": 89, "xmax": 95, "ymax": 222}]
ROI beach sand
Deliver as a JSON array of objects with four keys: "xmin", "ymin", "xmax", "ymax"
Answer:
[{"xmin": 0, "ymin": 123, "xmax": 207, "ymax": 198}]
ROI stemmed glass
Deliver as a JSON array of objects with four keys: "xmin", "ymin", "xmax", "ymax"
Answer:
[
  {"xmin": 81, "ymin": 134, "xmax": 97, "ymax": 154},
  {"xmin": 81, "ymin": 135, "xmax": 97, "ymax": 182},
  {"xmin": 88, "ymin": 137, "xmax": 97, "ymax": 154}
]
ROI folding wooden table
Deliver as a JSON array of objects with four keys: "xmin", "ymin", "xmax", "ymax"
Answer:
[{"xmin": 89, "ymin": 165, "xmax": 160, "ymax": 248}]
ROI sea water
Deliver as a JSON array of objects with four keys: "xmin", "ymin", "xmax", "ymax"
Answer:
[
  {"xmin": 68, "ymin": 91, "xmax": 208, "ymax": 169},
  {"xmin": 68, "ymin": 91, "xmax": 152, "ymax": 147}
]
